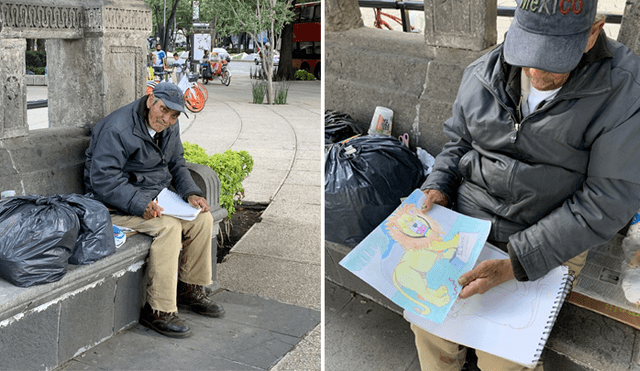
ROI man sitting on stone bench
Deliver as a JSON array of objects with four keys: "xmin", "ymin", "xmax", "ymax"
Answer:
[
  {"xmin": 415, "ymin": 0, "xmax": 640, "ymax": 369},
  {"xmin": 83, "ymin": 83, "xmax": 224, "ymax": 339}
]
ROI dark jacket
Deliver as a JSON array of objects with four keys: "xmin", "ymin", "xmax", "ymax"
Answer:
[
  {"xmin": 84, "ymin": 95, "xmax": 201, "ymax": 217},
  {"xmin": 422, "ymin": 32, "xmax": 640, "ymax": 281}
]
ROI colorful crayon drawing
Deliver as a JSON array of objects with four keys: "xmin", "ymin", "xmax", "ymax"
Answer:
[
  {"xmin": 340, "ymin": 189, "xmax": 491, "ymax": 324},
  {"xmin": 387, "ymin": 203, "xmax": 459, "ymax": 315}
]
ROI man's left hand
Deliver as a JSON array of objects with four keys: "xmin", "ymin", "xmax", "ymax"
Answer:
[
  {"xmin": 458, "ymin": 259, "xmax": 514, "ymax": 299},
  {"xmin": 188, "ymin": 195, "xmax": 210, "ymax": 213}
]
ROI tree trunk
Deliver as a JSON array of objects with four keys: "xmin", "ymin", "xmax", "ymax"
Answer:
[
  {"xmin": 275, "ymin": 20, "xmax": 295, "ymax": 81},
  {"xmin": 210, "ymin": 16, "xmax": 217, "ymax": 50},
  {"xmin": 36, "ymin": 39, "xmax": 45, "ymax": 52},
  {"xmin": 152, "ymin": 5, "xmax": 162, "ymax": 46},
  {"xmin": 163, "ymin": 0, "xmax": 180, "ymax": 51}
]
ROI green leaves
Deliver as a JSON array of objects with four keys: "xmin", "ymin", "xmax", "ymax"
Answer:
[{"xmin": 183, "ymin": 142, "xmax": 254, "ymax": 217}]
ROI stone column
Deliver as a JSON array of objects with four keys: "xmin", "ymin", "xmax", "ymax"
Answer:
[
  {"xmin": 424, "ymin": 0, "xmax": 497, "ymax": 51},
  {"xmin": 0, "ymin": 38, "xmax": 28, "ymax": 139},
  {"xmin": 48, "ymin": 0, "xmax": 152, "ymax": 129},
  {"xmin": 325, "ymin": 0, "xmax": 364, "ymax": 32},
  {"xmin": 618, "ymin": 0, "xmax": 640, "ymax": 56}
]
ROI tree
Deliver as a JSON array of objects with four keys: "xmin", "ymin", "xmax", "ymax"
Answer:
[
  {"xmin": 215, "ymin": 0, "xmax": 295, "ymax": 104},
  {"xmin": 275, "ymin": 16, "xmax": 295, "ymax": 80},
  {"xmin": 144, "ymin": 0, "xmax": 194, "ymax": 50}
]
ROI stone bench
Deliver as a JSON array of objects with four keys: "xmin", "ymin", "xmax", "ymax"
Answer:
[{"xmin": 0, "ymin": 127, "xmax": 227, "ymax": 370}]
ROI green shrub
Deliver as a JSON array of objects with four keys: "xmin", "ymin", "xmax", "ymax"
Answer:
[
  {"xmin": 294, "ymin": 69, "xmax": 315, "ymax": 81},
  {"xmin": 251, "ymin": 80, "xmax": 266, "ymax": 104},
  {"xmin": 183, "ymin": 142, "xmax": 254, "ymax": 218},
  {"xmin": 27, "ymin": 66, "xmax": 45, "ymax": 75},
  {"xmin": 25, "ymin": 50, "xmax": 46, "ymax": 69},
  {"xmin": 274, "ymin": 80, "xmax": 291, "ymax": 104}
]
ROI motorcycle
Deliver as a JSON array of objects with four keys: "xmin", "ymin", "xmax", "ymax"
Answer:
[{"xmin": 201, "ymin": 58, "xmax": 231, "ymax": 86}]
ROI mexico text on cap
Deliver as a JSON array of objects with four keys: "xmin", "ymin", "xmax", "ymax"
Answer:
[{"xmin": 504, "ymin": 0, "xmax": 598, "ymax": 74}]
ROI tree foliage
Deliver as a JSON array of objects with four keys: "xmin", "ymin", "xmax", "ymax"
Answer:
[
  {"xmin": 216, "ymin": 0, "xmax": 295, "ymax": 103},
  {"xmin": 144, "ymin": 0, "xmax": 297, "ymax": 102}
]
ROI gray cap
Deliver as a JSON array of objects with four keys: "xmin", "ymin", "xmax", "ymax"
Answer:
[
  {"xmin": 504, "ymin": 0, "xmax": 597, "ymax": 74},
  {"xmin": 152, "ymin": 82, "xmax": 188, "ymax": 117}
]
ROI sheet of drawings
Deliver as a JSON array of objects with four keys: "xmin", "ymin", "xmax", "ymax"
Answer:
[
  {"xmin": 405, "ymin": 244, "xmax": 571, "ymax": 368},
  {"xmin": 340, "ymin": 189, "xmax": 492, "ymax": 324}
]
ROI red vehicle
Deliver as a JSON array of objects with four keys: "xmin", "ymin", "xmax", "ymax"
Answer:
[{"xmin": 292, "ymin": 1, "xmax": 321, "ymax": 79}]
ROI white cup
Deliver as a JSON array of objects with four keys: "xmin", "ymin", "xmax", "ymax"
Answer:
[{"xmin": 368, "ymin": 106, "xmax": 394, "ymax": 136}]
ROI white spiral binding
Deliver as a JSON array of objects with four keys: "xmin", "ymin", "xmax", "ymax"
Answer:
[{"xmin": 531, "ymin": 273, "xmax": 575, "ymax": 362}]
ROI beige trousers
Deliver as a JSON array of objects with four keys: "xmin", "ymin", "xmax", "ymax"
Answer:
[
  {"xmin": 111, "ymin": 212, "xmax": 214, "ymax": 313},
  {"xmin": 411, "ymin": 250, "xmax": 590, "ymax": 371}
]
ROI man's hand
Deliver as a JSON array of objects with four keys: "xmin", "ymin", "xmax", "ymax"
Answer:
[
  {"xmin": 421, "ymin": 189, "xmax": 448, "ymax": 212},
  {"xmin": 458, "ymin": 259, "xmax": 515, "ymax": 299},
  {"xmin": 188, "ymin": 195, "xmax": 210, "ymax": 213},
  {"xmin": 143, "ymin": 200, "xmax": 164, "ymax": 220}
]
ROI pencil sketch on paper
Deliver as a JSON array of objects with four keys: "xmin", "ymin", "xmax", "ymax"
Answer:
[{"xmin": 448, "ymin": 277, "xmax": 554, "ymax": 330}]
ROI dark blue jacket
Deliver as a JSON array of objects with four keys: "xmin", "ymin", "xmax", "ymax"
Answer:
[
  {"xmin": 84, "ymin": 95, "xmax": 201, "ymax": 217},
  {"xmin": 423, "ymin": 33, "xmax": 640, "ymax": 281}
]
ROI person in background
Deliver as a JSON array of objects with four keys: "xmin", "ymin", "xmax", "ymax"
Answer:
[
  {"xmin": 153, "ymin": 44, "xmax": 168, "ymax": 81},
  {"xmin": 171, "ymin": 53, "xmax": 185, "ymax": 83}
]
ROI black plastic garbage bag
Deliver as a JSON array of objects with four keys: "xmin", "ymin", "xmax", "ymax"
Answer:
[
  {"xmin": 62, "ymin": 194, "xmax": 116, "ymax": 265},
  {"xmin": 324, "ymin": 110, "xmax": 364, "ymax": 146},
  {"xmin": 0, "ymin": 195, "xmax": 79, "ymax": 287},
  {"xmin": 325, "ymin": 135, "xmax": 426, "ymax": 247}
]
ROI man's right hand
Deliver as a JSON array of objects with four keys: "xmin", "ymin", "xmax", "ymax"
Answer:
[
  {"xmin": 143, "ymin": 200, "xmax": 164, "ymax": 220},
  {"xmin": 421, "ymin": 189, "xmax": 448, "ymax": 212}
]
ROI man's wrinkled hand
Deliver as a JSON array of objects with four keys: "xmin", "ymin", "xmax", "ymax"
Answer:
[
  {"xmin": 457, "ymin": 259, "xmax": 515, "ymax": 299},
  {"xmin": 421, "ymin": 189, "xmax": 448, "ymax": 212},
  {"xmin": 188, "ymin": 195, "xmax": 210, "ymax": 213},
  {"xmin": 143, "ymin": 200, "xmax": 164, "ymax": 220}
]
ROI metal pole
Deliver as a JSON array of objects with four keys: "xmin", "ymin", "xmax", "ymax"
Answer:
[{"xmin": 163, "ymin": 0, "xmax": 166, "ymax": 47}]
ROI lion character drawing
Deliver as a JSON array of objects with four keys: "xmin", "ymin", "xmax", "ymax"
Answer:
[{"xmin": 386, "ymin": 204, "xmax": 459, "ymax": 315}]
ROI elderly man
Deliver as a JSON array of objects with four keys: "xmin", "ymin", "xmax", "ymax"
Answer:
[
  {"xmin": 84, "ymin": 83, "xmax": 224, "ymax": 339},
  {"xmin": 413, "ymin": 0, "xmax": 640, "ymax": 369}
]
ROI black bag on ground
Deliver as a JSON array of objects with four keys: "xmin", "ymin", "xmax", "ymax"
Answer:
[
  {"xmin": 325, "ymin": 135, "xmax": 426, "ymax": 247},
  {"xmin": 0, "ymin": 195, "xmax": 79, "ymax": 287},
  {"xmin": 324, "ymin": 110, "xmax": 364, "ymax": 146},
  {"xmin": 62, "ymin": 194, "xmax": 116, "ymax": 265}
]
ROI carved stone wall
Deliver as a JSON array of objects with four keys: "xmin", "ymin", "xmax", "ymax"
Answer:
[
  {"xmin": 0, "ymin": 0, "xmax": 152, "ymax": 137},
  {"xmin": 618, "ymin": 0, "xmax": 640, "ymax": 56},
  {"xmin": 424, "ymin": 0, "xmax": 497, "ymax": 51},
  {"xmin": 325, "ymin": 0, "xmax": 364, "ymax": 32},
  {"xmin": 0, "ymin": 38, "xmax": 27, "ymax": 139},
  {"xmin": 0, "ymin": 2, "xmax": 84, "ymax": 39}
]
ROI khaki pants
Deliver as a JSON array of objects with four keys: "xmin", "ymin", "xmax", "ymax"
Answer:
[
  {"xmin": 111, "ymin": 212, "xmax": 214, "ymax": 313},
  {"xmin": 411, "ymin": 250, "xmax": 589, "ymax": 371}
]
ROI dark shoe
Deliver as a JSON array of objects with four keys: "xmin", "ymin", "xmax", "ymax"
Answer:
[
  {"xmin": 139, "ymin": 302, "xmax": 192, "ymax": 338},
  {"xmin": 177, "ymin": 281, "xmax": 225, "ymax": 318}
]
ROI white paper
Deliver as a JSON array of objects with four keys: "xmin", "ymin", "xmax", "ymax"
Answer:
[
  {"xmin": 405, "ymin": 244, "xmax": 571, "ymax": 368},
  {"xmin": 156, "ymin": 188, "xmax": 201, "ymax": 221}
]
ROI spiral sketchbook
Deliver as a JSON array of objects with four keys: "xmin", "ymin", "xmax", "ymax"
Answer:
[{"xmin": 405, "ymin": 243, "xmax": 574, "ymax": 368}]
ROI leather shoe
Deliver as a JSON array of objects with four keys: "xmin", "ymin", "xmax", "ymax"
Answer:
[
  {"xmin": 177, "ymin": 281, "xmax": 225, "ymax": 318},
  {"xmin": 139, "ymin": 302, "xmax": 192, "ymax": 338}
]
